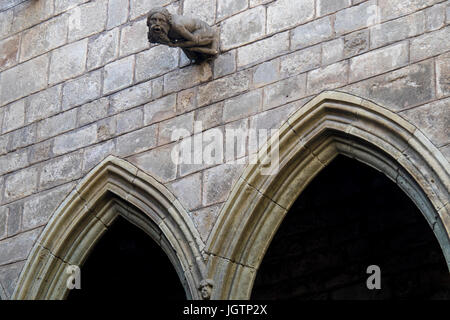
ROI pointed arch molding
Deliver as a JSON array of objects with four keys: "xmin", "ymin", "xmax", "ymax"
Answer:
[
  {"xmin": 12, "ymin": 156, "xmax": 206, "ymax": 300},
  {"xmin": 205, "ymin": 91, "xmax": 450, "ymax": 300}
]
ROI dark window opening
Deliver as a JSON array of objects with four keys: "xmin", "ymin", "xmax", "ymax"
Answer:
[{"xmin": 252, "ymin": 155, "xmax": 450, "ymax": 300}]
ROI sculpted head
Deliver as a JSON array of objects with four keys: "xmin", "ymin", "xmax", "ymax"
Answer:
[
  {"xmin": 147, "ymin": 7, "xmax": 172, "ymax": 44},
  {"xmin": 198, "ymin": 279, "xmax": 214, "ymax": 300}
]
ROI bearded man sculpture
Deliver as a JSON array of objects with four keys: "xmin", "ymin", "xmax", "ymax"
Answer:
[{"xmin": 147, "ymin": 7, "xmax": 219, "ymax": 63}]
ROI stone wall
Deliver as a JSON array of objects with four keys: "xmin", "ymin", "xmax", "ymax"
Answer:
[{"xmin": 0, "ymin": 0, "xmax": 448, "ymax": 299}]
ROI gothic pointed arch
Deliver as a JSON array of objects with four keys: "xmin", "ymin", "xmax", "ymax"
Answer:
[
  {"xmin": 205, "ymin": 91, "xmax": 450, "ymax": 299},
  {"xmin": 12, "ymin": 156, "xmax": 206, "ymax": 300}
]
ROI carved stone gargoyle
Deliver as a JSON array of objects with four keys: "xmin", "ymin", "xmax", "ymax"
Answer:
[{"xmin": 147, "ymin": 7, "xmax": 219, "ymax": 64}]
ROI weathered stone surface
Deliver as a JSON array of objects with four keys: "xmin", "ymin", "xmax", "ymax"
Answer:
[
  {"xmin": 213, "ymin": 50, "xmax": 236, "ymax": 79},
  {"xmin": 0, "ymin": 207, "xmax": 6, "ymax": 240},
  {"xmin": 151, "ymin": 77, "xmax": 164, "ymax": 99},
  {"xmin": 307, "ymin": 61, "xmax": 348, "ymax": 95},
  {"xmin": 130, "ymin": 0, "xmax": 171, "ymax": 20},
  {"xmin": 0, "ymin": 260, "xmax": 25, "ymax": 298},
  {"xmin": 197, "ymin": 71, "xmax": 251, "ymax": 107},
  {"xmin": 335, "ymin": 0, "xmax": 376, "ymax": 35},
  {"xmin": 195, "ymin": 102, "xmax": 223, "ymax": 130},
  {"xmin": 410, "ymin": 27, "xmax": 450, "ymax": 62},
  {"xmin": 2, "ymin": 99, "xmax": 25, "ymax": 133},
  {"xmin": 20, "ymin": 15, "xmax": 68, "ymax": 62},
  {"xmin": 225, "ymin": 118, "xmax": 248, "ymax": 163},
  {"xmin": 177, "ymin": 88, "xmax": 197, "ymax": 113},
  {"xmin": 110, "ymin": 81, "xmax": 152, "ymax": 114},
  {"xmin": 26, "ymin": 85, "xmax": 61, "ymax": 124},
  {"xmin": 116, "ymin": 108, "xmax": 143, "ymax": 134},
  {"xmin": 1, "ymin": 54, "xmax": 49, "ymax": 106},
  {"xmin": 107, "ymin": 0, "xmax": 129, "ymax": 29},
  {"xmin": 55, "ymin": 0, "xmax": 89, "ymax": 14},
  {"xmin": 291, "ymin": 16, "xmax": 333, "ymax": 50},
  {"xmin": 203, "ymin": 162, "xmax": 245, "ymax": 206},
  {"xmin": 49, "ymin": 39, "xmax": 87, "ymax": 85},
  {"xmin": 158, "ymin": 112, "xmax": 194, "ymax": 145},
  {"xmin": 424, "ymin": 3, "xmax": 446, "ymax": 32},
  {"xmin": 0, "ymin": 134, "xmax": 8, "ymax": 156},
  {"xmin": 144, "ymin": 94, "xmax": 177, "ymax": 125},
  {"xmin": 220, "ymin": 6, "xmax": 266, "ymax": 51},
  {"xmin": 87, "ymin": 28, "xmax": 119, "ymax": 70},
  {"xmin": 11, "ymin": 0, "xmax": 54, "ymax": 33},
  {"xmin": 349, "ymin": 42, "xmax": 409, "ymax": 82},
  {"xmin": 317, "ymin": 0, "xmax": 350, "ymax": 16},
  {"xmin": 130, "ymin": 143, "xmax": 177, "ymax": 182},
  {"xmin": 223, "ymin": 90, "xmax": 262, "ymax": 123},
  {"xmin": 436, "ymin": 52, "xmax": 450, "ymax": 98},
  {"xmin": 62, "ymin": 70, "xmax": 102, "ymax": 110},
  {"xmin": 447, "ymin": 4, "xmax": 450, "ymax": 24},
  {"xmin": 400, "ymin": 98, "xmax": 450, "ymax": 148},
  {"xmin": 116, "ymin": 125, "xmax": 157, "ymax": 157},
  {"xmin": 183, "ymin": 0, "xmax": 216, "ymax": 25},
  {"xmin": 119, "ymin": 19, "xmax": 149, "ymax": 57},
  {"xmin": 77, "ymin": 98, "xmax": 109, "ymax": 127},
  {"xmin": 322, "ymin": 39, "xmax": 344, "ymax": 65},
  {"xmin": 249, "ymin": 0, "xmax": 271, "ymax": 7},
  {"xmin": 263, "ymin": 74, "xmax": 307, "ymax": 111},
  {"xmin": 0, "ymin": 228, "xmax": 41, "ymax": 265},
  {"xmin": 103, "ymin": 55, "xmax": 135, "ymax": 94},
  {"xmin": 378, "ymin": 0, "xmax": 442, "ymax": 22},
  {"xmin": 68, "ymin": 0, "xmax": 107, "ymax": 41},
  {"xmin": 53, "ymin": 124, "xmax": 97, "ymax": 155},
  {"xmin": 345, "ymin": 60, "xmax": 435, "ymax": 111},
  {"xmin": 238, "ymin": 32, "xmax": 289, "ymax": 68},
  {"xmin": 4, "ymin": 166, "xmax": 39, "ymax": 202},
  {"xmin": 163, "ymin": 63, "xmax": 212, "ymax": 94},
  {"xmin": 280, "ymin": 45, "xmax": 321, "ymax": 78},
  {"xmin": 344, "ymin": 29, "xmax": 369, "ymax": 58},
  {"xmin": 253, "ymin": 59, "xmax": 280, "ymax": 88},
  {"xmin": 97, "ymin": 117, "xmax": 117, "ymax": 142},
  {"xmin": 37, "ymin": 109, "xmax": 77, "ymax": 140},
  {"xmin": 0, "ymin": 149, "xmax": 28, "ymax": 176},
  {"xmin": 250, "ymin": 101, "xmax": 297, "ymax": 132},
  {"xmin": 29, "ymin": 140, "xmax": 53, "ymax": 165},
  {"xmin": 168, "ymin": 173, "xmax": 202, "ymax": 210},
  {"xmin": 82, "ymin": 139, "xmax": 115, "ymax": 171},
  {"xmin": 7, "ymin": 202, "xmax": 22, "ymax": 236},
  {"xmin": 0, "ymin": 10, "xmax": 13, "ymax": 39},
  {"xmin": 40, "ymin": 152, "xmax": 83, "ymax": 189},
  {"xmin": 22, "ymin": 183, "xmax": 73, "ymax": 230},
  {"xmin": 191, "ymin": 203, "xmax": 222, "ymax": 242},
  {"xmin": 0, "ymin": 35, "xmax": 19, "ymax": 71},
  {"xmin": 370, "ymin": 11, "xmax": 425, "ymax": 49},
  {"xmin": 267, "ymin": 0, "xmax": 315, "ymax": 34},
  {"xmin": 0, "ymin": 0, "xmax": 26, "ymax": 11},
  {"xmin": 9, "ymin": 123, "xmax": 37, "ymax": 150},
  {"xmin": 135, "ymin": 45, "xmax": 179, "ymax": 82},
  {"xmin": 439, "ymin": 145, "xmax": 450, "ymax": 161},
  {"xmin": 217, "ymin": 0, "xmax": 247, "ymax": 21}
]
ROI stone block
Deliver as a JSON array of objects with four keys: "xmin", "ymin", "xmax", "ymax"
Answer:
[
  {"xmin": 237, "ymin": 31, "xmax": 289, "ymax": 68},
  {"xmin": 344, "ymin": 29, "xmax": 369, "ymax": 58},
  {"xmin": 2, "ymin": 99, "xmax": 25, "ymax": 133},
  {"xmin": 144, "ymin": 94, "xmax": 177, "ymax": 125},
  {"xmin": 0, "ymin": 228, "xmax": 41, "ymax": 266},
  {"xmin": 0, "ymin": 207, "xmax": 6, "ymax": 240},
  {"xmin": 0, "ymin": 149, "xmax": 28, "ymax": 176},
  {"xmin": 87, "ymin": 28, "xmax": 119, "ymax": 70},
  {"xmin": 195, "ymin": 102, "xmax": 223, "ymax": 130},
  {"xmin": 267, "ymin": 0, "xmax": 315, "ymax": 34},
  {"xmin": 22, "ymin": 183, "xmax": 74, "ymax": 230},
  {"xmin": 378, "ymin": 0, "xmax": 442, "ymax": 22},
  {"xmin": 158, "ymin": 112, "xmax": 194, "ymax": 145},
  {"xmin": 424, "ymin": 3, "xmax": 446, "ymax": 31},
  {"xmin": 249, "ymin": 101, "xmax": 297, "ymax": 132},
  {"xmin": 280, "ymin": 45, "xmax": 321, "ymax": 78},
  {"xmin": 7, "ymin": 202, "xmax": 22, "ymax": 237},
  {"xmin": 26, "ymin": 85, "xmax": 62, "ymax": 124},
  {"xmin": 119, "ymin": 19, "xmax": 149, "ymax": 57},
  {"xmin": 29, "ymin": 140, "xmax": 53, "ymax": 165},
  {"xmin": 0, "ymin": 260, "xmax": 26, "ymax": 299},
  {"xmin": 151, "ymin": 76, "xmax": 164, "ymax": 99},
  {"xmin": 110, "ymin": 81, "xmax": 152, "ymax": 114},
  {"xmin": 49, "ymin": 39, "xmax": 87, "ymax": 85},
  {"xmin": 11, "ymin": 0, "xmax": 54, "ymax": 33},
  {"xmin": 436, "ymin": 52, "xmax": 450, "ymax": 98},
  {"xmin": 220, "ymin": 6, "xmax": 266, "ymax": 51},
  {"xmin": 77, "ymin": 98, "xmax": 109, "ymax": 127},
  {"xmin": 307, "ymin": 61, "xmax": 348, "ymax": 95},
  {"xmin": 223, "ymin": 90, "xmax": 262, "ymax": 123},
  {"xmin": 191, "ymin": 204, "xmax": 222, "ymax": 242},
  {"xmin": 107, "ymin": 0, "xmax": 129, "ymax": 29},
  {"xmin": 410, "ymin": 27, "xmax": 450, "ymax": 62},
  {"xmin": 263, "ymin": 74, "xmax": 307, "ymax": 111},
  {"xmin": 291, "ymin": 16, "xmax": 333, "ymax": 50},
  {"xmin": 20, "ymin": 15, "xmax": 68, "ymax": 62},
  {"xmin": 37, "ymin": 109, "xmax": 77, "ymax": 140},
  {"xmin": 217, "ymin": 0, "xmax": 247, "ymax": 21},
  {"xmin": 82, "ymin": 139, "xmax": 115, "ymax": 172},
  {"xmin": 9, "ymin": 123, "xmax": 37, "ymax": 150},
  {"xmin": 335, "ymin": 0, "xmax": 376, "ymax": 35},
  {"xmin": 116, "ymin": 125, "xmax": 157, "ymax": 157},
  {"xmin": 130, "ymin": 0, "xmax": 171, "ymax": 20},
  {"xmin": 183, "ymin": 0, "xmax": 216, "ymax": 25},
  {"xmin": 4, "ymin": 166, "xmax": 39, "ymax": 202},
  {"xmin": 400, "ymin": 98, "xmax": 450, "ymax": 148},
  {"xmin": 0, "ymin": 35, "xmax": 19, "ymax": 72},
  {"xmin": 168, "ymin": 173, "xmax": 202, "ymax": 210},
  {"xmin": 55, "ymin": 0, "xmax": 89, "ymax": 14},
  {"xmin": 349, "ymin": 42, "xmax": 409, "ymax": 82},
  {"xmin": 0, "ymin": 10, "xmax": 13, "ymax": 39},
  {"xmin": 53, "ymin": 124, "xmax": 98, "ymax": 155},
  {"xmin": 68, "ymin": 0, "xmax": 107, "ymax": 41},
  {"xmin": 62, "ymin": 70, "xmax": 102, "ymax": 110},
  {"xmin": 116, "ymin": 108, "xmax": 143, "ymax": 135},
  {"xmin": 103, "ymin": 55, "xmax": 135, "ymax": 94},
  {"xmin": 203, "ymin": 162, "xmax": 245, "ymax": 206},
  {"xmin": 1, "ymin": 54, "xmax": 49, "ymax": 106},
  {"xmin": 135, "ymin": 45, "xmax": 179, "ymax": 82},
  {"xmin": 163, "ymin": 63, "xmax": 212, "ymax": 94},
  {"xmin": 0, "ymin": 134, "xmax": 7, "ymax": 156},
  {"xmin": 197, "ymin": 71, "xmax": 251, "ymax": 107},
  {"xmin": 322, "ymin": 39, "xmax": 344, "ymax": 66},
  {"xmin": 253, "ymin": 59, "xmax": 280, "ymax": 88},
  {"xmin": 130, "ymin": 143, "xmax": 177, "ymax": 182},
  {"xmin": 316, "ymin": 0, "xmax": 351, "ymax": 16},
  {"xmin": 213, "ymin": 50, "xmax": 236, "ymax": 79},
  {"xmin": 345, "ymin": 60, "xmax": 435, "ymax": 111},
  {"xmin": 97, "ymin": 117, "xmax": 117, "ymax": 142},
  {"xmin": 39, "ymin": 152, "xmax": 83, "ymax": 189},
  {"xmin": 177, "ymin": 88, "xmax": 197, "ymax": 113}
]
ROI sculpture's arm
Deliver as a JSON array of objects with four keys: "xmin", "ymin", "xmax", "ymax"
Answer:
[{"xmin": 168, "ymin": 38, "xmax": 213, "ymax": 48}]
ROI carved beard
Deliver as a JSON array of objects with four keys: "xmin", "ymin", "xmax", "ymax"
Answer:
[{"xmin": 148, "ymin": 22, "xmax": 171, "ymax": 44}]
